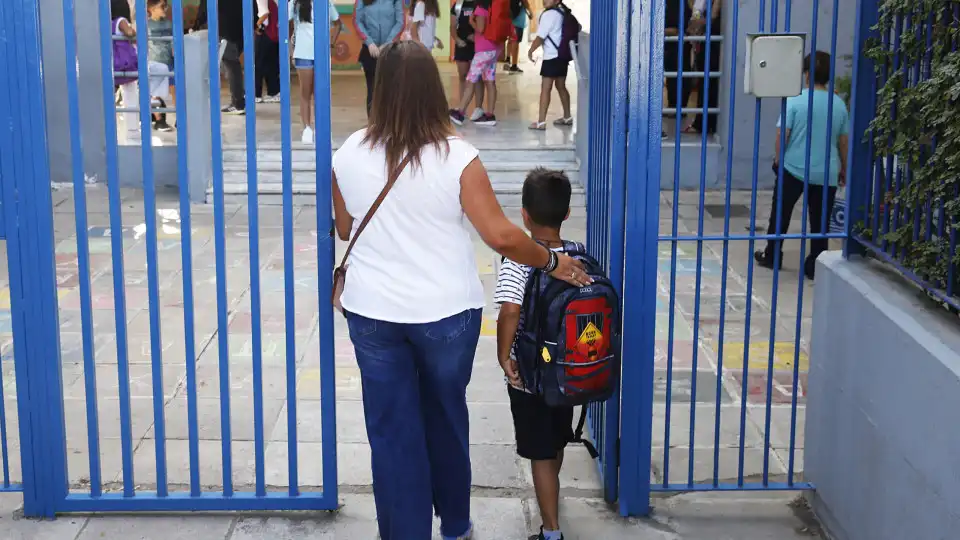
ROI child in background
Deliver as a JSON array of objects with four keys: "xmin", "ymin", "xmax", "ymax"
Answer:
[
  {"xmin": 410, "ymin": 0, "xmax": 444, "ymax": 51},
  {"xmin": 526, "ymin": 0, "xmax": 573, "ymax": 130},
  {"xmin": 147, "ymin": 0, "xmax": 175, "ymax": 132},
  {"xmin": 290, "ymin": 0, "xmax": 343, "ymax": 144},
  {"xmin": 494, "ymin": 168, "xmax": 575, "ymax": 540},
  {"xmin": 449, "ymin": 0, "xmax": 500, "ymax": 127},
  {"xmin": 755, "ymin": 51, "xmax": 849, "ymax": 280},
  {"xmin": 113, "ymin": 0, "xmax": 171, "ymax": 140},
  {"xmin": 451, "ymin": 0, "xmax": 485, "ymax": 121},
  {"xmin": 254, "ymin": 0, "xmax": 281, "ymax": 104}
]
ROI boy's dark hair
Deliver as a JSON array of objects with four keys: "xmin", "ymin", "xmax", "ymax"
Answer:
[
  {"xmin": 522, "ymin": 168, "xmax": 571, "ymax": 229},
  {"xmin": 803, "ymin": 51, "xmax": 832, "ymax": 86}
]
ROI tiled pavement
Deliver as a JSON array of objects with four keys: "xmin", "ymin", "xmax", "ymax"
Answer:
[{"xmin": 0, "ymin": 184, "xmax": 827, "ymax": 538}]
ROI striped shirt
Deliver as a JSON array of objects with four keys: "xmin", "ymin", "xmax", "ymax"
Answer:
[{"xmin": 494, "ymin": 246, "xmax": 567, "ymax": 393}]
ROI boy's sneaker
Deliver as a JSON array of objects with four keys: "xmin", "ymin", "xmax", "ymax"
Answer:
[
  {"xmin": 530, "ymin": 527, "xmax": 564, "ymax": 540},
  {"xmin": 255, "ymin": 96, "xmax": 264, "ymax": 104},
  {"xmin": 221, "ymin": 105, "xmax": 245, "ymax": 115},
  {"xmin": 474, "ymin": 113, "xmax": 497, "ymax": 126},
  {"xmin": 263, "ymin": 93, "xmax": 281, "ymax": 103},
  {"xmin": 469, "ymin": 108, "xmax": 485, "ymax": 122},
  {"xmin": 450, "ymin": 109, "xmax": 466, "ymax": 126},
  {"xmin": 154, "ymin": 120, "xmax": 174, "ymax": 132}
]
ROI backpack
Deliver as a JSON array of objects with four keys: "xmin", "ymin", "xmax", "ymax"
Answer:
[
  {"xmin": 510, "ymin": 0, "xmax": 523, "ymax": 20},
  {"xmin": 112, "ymin": 18, "xmax": 138, "ymax": 85},
  {"xmin": 511, "ymin": 242, "xmax": 621, "ymax": 457},
  {"xmin": 483, "ymin": 0, "xmax": 515, "ymax": 45},
  {"xmin": 545, "ymin": 4, "xmax": 581, "ymax": 63}
]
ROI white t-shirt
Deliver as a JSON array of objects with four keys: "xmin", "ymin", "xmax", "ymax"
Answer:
[
  {"xmin": 332, "ymin": 130, "xmax": 485, "ymax": 323},
  {"xmin": 412, "ymin": 1, "xmax": 438, "ymax": 50},
  {"xmin": 537, "ymin": 8, "xmax": 564, "ymax": 61},
  {"xmin": 290, "ymin": 0, "xmax": 340, "ymax": 61}
]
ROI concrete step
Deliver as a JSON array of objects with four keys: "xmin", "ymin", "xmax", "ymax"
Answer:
[
  {"xmin": 221, "ymin": 142, "xmax": 579, "ymax": 167},
  {"xmin": 211, "ymin": 168, "xmax": 585, "ymax": 208},
  {"xmin": 219, "ymin": 162, "xmax": 580, "ymax": 185},
  {"xmin": 660, "ymin": 139, "xmax": 724, "ymax": 189}
]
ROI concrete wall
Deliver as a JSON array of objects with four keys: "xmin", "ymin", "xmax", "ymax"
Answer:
[
  {"xmin": 718, "ymin": 0, "xmax": 857, "ymax": 189},
  {"xmin": 806, "ymin": 252, "xmax": 960, "ymax": 540},
  {"xmin": 576, "ymin": 32, "xmax": 591, "ymax": 188}
]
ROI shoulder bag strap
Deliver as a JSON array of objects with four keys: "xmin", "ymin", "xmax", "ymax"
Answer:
[{"xmin": 336, "ymin": 152, "xmax": 414, "ymax": 269}]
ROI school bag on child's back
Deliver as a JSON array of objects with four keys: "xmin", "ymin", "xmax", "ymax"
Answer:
[
  {"xmin": 545, "ymin": 3, "xmax": 581, "ymax": 63},
  {"xmin": 483, "ymin": 0, "xmax": 515, "ymax": 45},
  {"xmin": 515, "ymin": 241, "xmax": 619, "ymax": 394}
]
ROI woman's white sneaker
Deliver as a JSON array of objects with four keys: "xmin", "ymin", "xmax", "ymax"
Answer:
[{"xmin": 301, "ymin": 126, "xmax": 315, "ymax": 144}]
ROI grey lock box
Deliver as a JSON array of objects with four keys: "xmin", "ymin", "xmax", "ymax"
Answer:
[{"xmin": 744, "ymin": 33, "xmax": 806, "ymax": 98}]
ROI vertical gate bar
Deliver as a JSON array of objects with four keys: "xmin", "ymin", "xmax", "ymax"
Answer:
[
  {"xmin": 97, "ymin": 0, "xmax": 136, "ymax": 496},
  {"xmin": 686, "ymin": 0, "xmax": 714, "ymax": 488},
  {"xmin": 278, "ymin": 0, "xmax": 300, "ymax": 496},
  {"xmin": 788, "ymin": 0, "xmax": 820, "ymax": 484},
  {"xmin": 0, "ymin": 369, "xmax": 7, "ymax": 488},
  {"xmin": 242, "ymin": 0, "xmax": 267, "ymax": 498},
  {"xmin": 62, "ymin": 0, "xmax": 103, "ymax": 497},
  {"xmin": 663, "ymin": 0, "xmax": 687, "ymax": 487},
  {"xmin": 619, "ymin": 0, "xmax": 662, "ymax": 516},
  {"xmin": 872, "ymin": 28, "xmax": 889, "ymax": 245},
  {"xmin": 169, "ymin": 0, "xmax": 201, "ymax": 496},
  {"xmin": 819, "ymin": 0, "xmax": 841, "ymax": 248},
  {"xmin": 3, "ymin": 0, "xmax": 70, "ymax": 514},
  {"xmin": 738, "ymin": 0, "xmax": 765, "ymax": 487},
  {"xmin": 603, "ymin": 0, "xmax": 631, "ymax": 502},
  {"xmin": 712, "ymin": 0, "xmax": 740, "ymax": 486},
  {"xmin": 205, "ymin": 0, "xmax": 234, "ymax": 496},
  {"xmin": 315, "ymin": 0, "xmax": 339, "ymax": 503},
  {"xmin": 881, "ymin": 16, "xmax": 903, "ymax": 255},
  {"xmin": 0, "ymin": 2, "xmax": 43, "ymax": 511},
  {"xmin": 133, "ymin": 0, "xmax": 170, "ymax": 496}
]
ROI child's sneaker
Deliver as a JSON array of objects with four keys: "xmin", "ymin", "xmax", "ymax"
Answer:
[
  {"xmin": 530, "ymin": 527, "xmax": 564, "ymax": 540},
  {"xmin": 450, "ymin": 109, "xmax": 466, "ymax": 126},
  {"xmin": 474, "ymin": 113, "xmax": 497, "ymax": 127},
  {"xmin": 469, "ymin": 108, "xmax": 485, "ymax": 122},
  {"xmin": 263, "ymin": 93, "xmax": 281, "ymax": 103}
]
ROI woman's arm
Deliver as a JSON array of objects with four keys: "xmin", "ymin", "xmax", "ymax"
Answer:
[
  {"xmin": 354, "ymin": 0, "xmax": 375, "ymax": 46},
  {"xmin": 460, "ymin": 159, "xmax": 590, "ymax": 286},
  {"xmin": 332, "ymin": 171, "xmax": 353, "ymax": 241}
]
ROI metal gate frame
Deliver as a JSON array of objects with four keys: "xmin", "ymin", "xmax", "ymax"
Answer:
[
  {"xmin": 612, "ymin": 0, "xmax": 880, "ymax": 518},
  {"xmin": 0, "ymin": 0, "xmax": 340, "ymax": 516}
]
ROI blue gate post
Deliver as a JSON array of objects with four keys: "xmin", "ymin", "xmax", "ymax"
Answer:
[
  {"xmin": 617, "ymin": 0, "xmax": 664, "ymax": 517},
  {"xmin": 0, "ymin": 0, "xmax": 70, "ymax": 518},
  {"xmin": 844, "ymin": 0, "xmax": 880, "ymax": 258}
]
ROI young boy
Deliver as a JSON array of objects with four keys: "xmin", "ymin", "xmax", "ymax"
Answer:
[
  {"xmin": 526, "ymin": 0, "xmax": 573, "ymax": 130},
  {"xmin": 494, "ymin": 168, "xmax": 573, "ymax": 540},
  {"xmin": 755, "ymin": 50, "xmax": 849, "ymax": 280}
]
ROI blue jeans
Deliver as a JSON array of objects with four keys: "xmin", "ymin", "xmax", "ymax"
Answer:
[{"xmin": 347, "ymin": 308, "xmax": 481, "ymax": 540}]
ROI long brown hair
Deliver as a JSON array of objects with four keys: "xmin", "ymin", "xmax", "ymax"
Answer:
[
  {"xmin": 409, "ymin": 0, "xmax": 441, "ymax": 17},
  {"xmin": 363, "ymin": 41, "xmax": 453, "ymax": 172}
]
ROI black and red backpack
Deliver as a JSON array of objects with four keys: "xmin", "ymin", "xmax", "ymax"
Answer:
[
  {"xmin": 513, "ymin": 242, "xmax": 621, "ymax": 407},
  {"xmin": 545, "ymin": 3, "xmax": 582, "ymax": 63}
]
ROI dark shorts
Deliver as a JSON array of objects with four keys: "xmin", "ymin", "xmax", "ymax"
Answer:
[
  {"xmin": 540, "ymin": 57, "xmax": 569, "ymax": 79},
  {"xmin": 508, "ymin": 385, "xmax": 574, "ymax": 461},
  {"xmin": 513, "ymin": 25, "xmax": 524, "ymax": 42},
  {"xmin": 454, "ymin": 42, "xmax": 475, "ymax": 63}
]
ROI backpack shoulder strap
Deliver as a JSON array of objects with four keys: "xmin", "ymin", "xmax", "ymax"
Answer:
[{"xmin": 570, "ymin": 407, "xmax": 600, "ymax": 458}]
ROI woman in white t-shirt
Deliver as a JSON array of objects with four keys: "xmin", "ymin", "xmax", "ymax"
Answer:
[
  {"xmin": 409, "ymin": 0, "xmax": 444, "ymax": 50},
  {"xmin": 331, "ymin": 41, "xmax": 588, "ymax": 540},
  {"xmin": 290, "ymin": 0, "xmax": 342, "ymax": 143}
]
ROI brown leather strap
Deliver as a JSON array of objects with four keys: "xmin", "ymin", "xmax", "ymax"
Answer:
[{"xmin": 337, "ymin": 152, "xmax": 414, "ymax": 269}]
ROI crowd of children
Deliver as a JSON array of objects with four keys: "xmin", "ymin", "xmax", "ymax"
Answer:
[{"xmin": 449, "ymin": 0, "xmax": 578, "ymax": 128}]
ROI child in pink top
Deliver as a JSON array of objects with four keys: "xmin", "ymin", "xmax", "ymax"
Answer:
[{"xmin": 449, "ymin": 0, "xmax": 500, "ymax": 126}]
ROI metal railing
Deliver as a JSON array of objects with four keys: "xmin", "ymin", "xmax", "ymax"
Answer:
[{"xmin": 847, "ymin": 3, "xmax": 960, "ymax": 312}]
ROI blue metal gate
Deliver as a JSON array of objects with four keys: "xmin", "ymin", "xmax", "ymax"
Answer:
[
  {"xmin": 607, "ymin": 0, "xmax": 873, "ymax": 517},
  {"xmin": 0, "ymin": 0, "xmax": 338, "ymax": 516}
]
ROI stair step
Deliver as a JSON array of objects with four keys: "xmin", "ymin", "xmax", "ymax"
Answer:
[
  {"xmin": 220, "ymin": 161, "xmax": 579, "ymax": 173},
  {"xmin": 221, "ymin": 144, "xmax": 578, "ymax": 166},
  {"xmin": 218, "ymin": 168, "xmax": 581, "ymax": 187}
]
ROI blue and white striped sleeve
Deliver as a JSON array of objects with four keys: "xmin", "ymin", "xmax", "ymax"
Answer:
[{"xmin": 493, "ymin": 258, "xmax": 530, "ymax": 306}]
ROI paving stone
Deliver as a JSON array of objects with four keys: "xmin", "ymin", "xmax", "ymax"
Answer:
[
  {"xmin": 77, "ymin": 515, "xmax": 234, "ymax": 540},
  {"xmin": 0, "ymin": 494, "xmax": 86, "ymax": 540}
]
